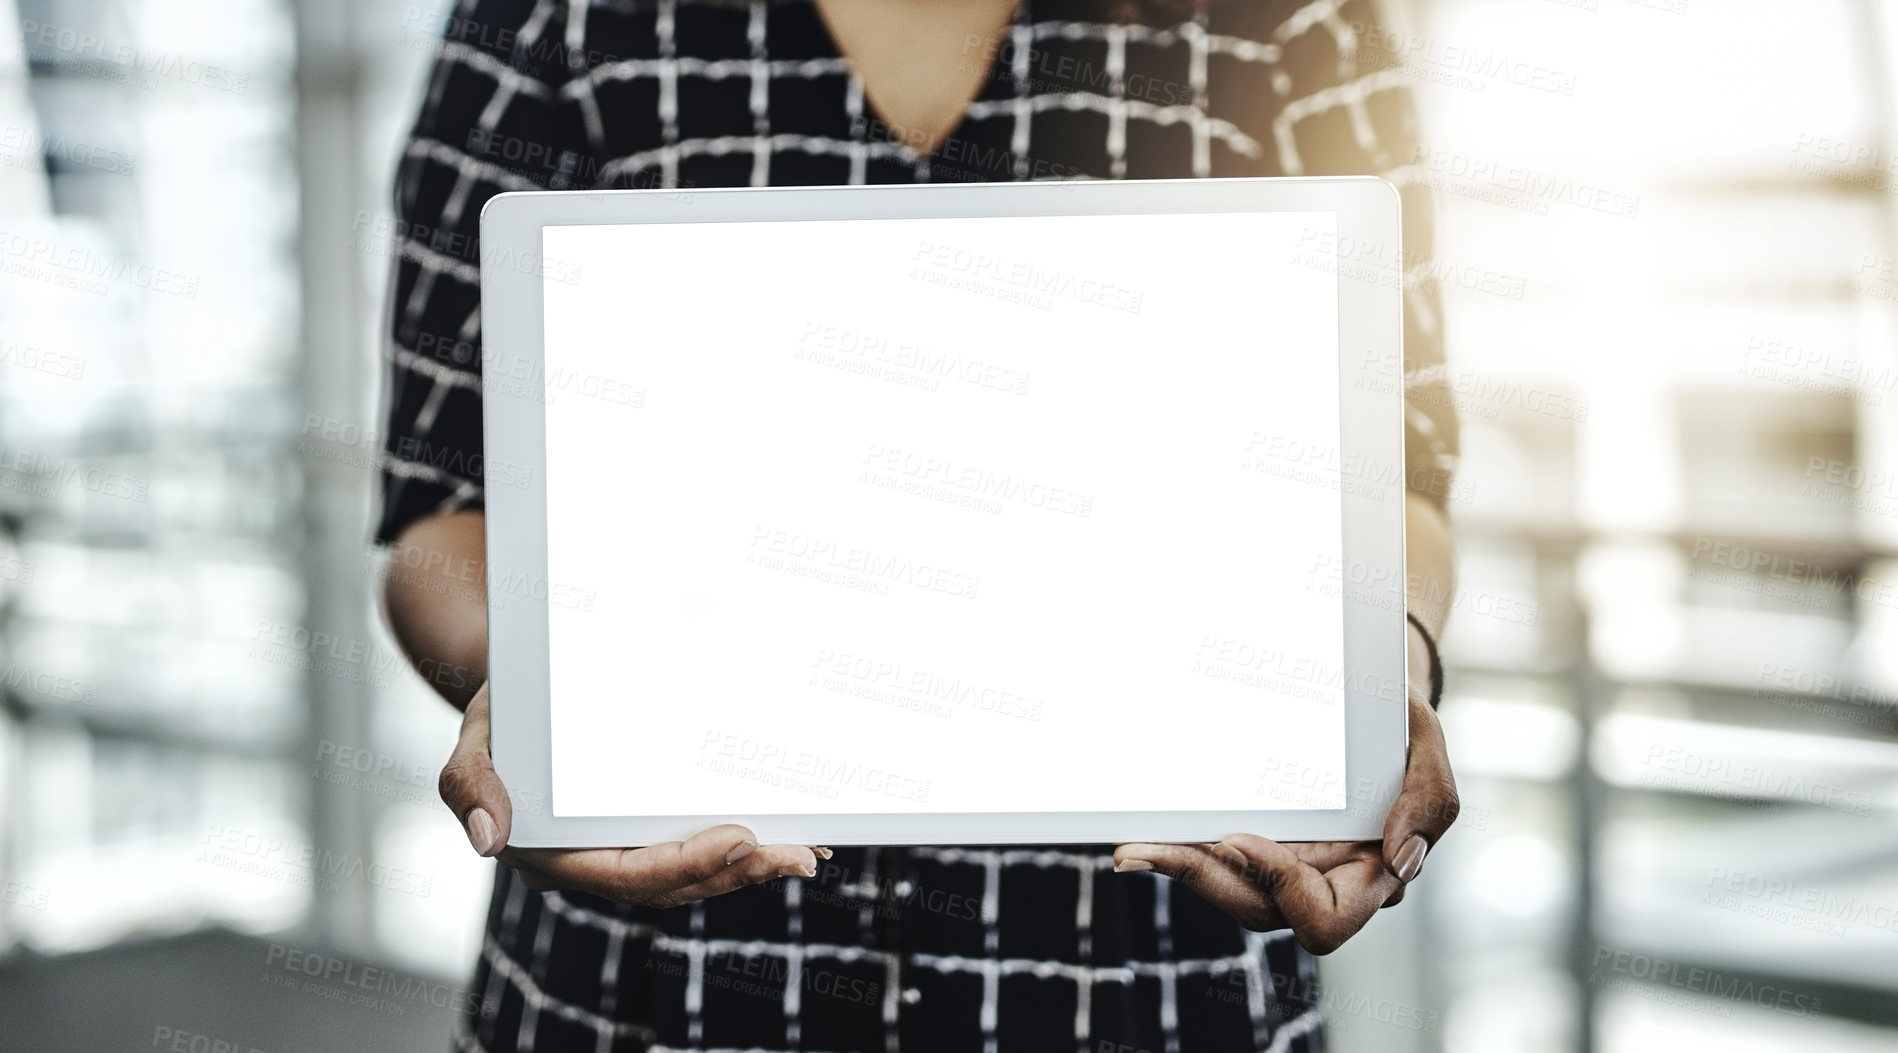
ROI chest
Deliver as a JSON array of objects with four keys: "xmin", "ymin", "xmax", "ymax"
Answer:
[
  {"xmin": 570, "ymin": 0, "xmax": 1292, "ymax": 188},
  {"xmin": 812, "ymin": 0, "xmax": 1023, "ymax": 155}
]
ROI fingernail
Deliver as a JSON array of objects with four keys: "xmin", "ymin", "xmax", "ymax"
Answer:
[
  {"xmin": 812, "ymin": 847, "xmax": 833, "ymax": 860},
  {"xmin": 1211, "ymin": 842, "xmax": 1246, "ymax": 866},
  {"xmin": 465, "ymin": 808, "xmax": 500, "ymax": 857},
  {"xmin": 1393, "ymin": 834, "xmax": 1427, "ymax": 883},
  {"xmin": 778, "ymin": 863, "xmax": 817, "ymax": 879},
  {"xmin": 1114, "ymin": 859, "xmax": 1153, "ymax": 873},
  {"xmin": 725, "ymin": 840, "xmax": 760, "ymax": 866}
]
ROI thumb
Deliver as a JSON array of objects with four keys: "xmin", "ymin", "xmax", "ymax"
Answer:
[
  {"xmin": 1382, "ymin": 693, "xmax": 1460, "ymax": 883},
  {"xmin": 438, "ymin": 682, "xmax": 513, "ymax": 857}
]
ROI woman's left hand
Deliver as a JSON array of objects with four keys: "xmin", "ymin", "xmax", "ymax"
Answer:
[{"xmin": 1111, "ymin": 629, "xmax": 1459, "ymax": 956}]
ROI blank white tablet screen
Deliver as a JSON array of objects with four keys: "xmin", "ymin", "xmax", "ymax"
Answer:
[{"xmin": 540, "ymin": 210, "xmax": 1346, "ymax": 817}]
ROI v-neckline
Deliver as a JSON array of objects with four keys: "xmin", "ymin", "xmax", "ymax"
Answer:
[{"xmin": 813, "ymin": 0, "xmax": 1028, "ymax": 163}]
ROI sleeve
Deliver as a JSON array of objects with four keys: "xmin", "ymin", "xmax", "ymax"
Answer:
[
  {"xmin": 375, "ymin": 0, "xmax": 597, "ymax": 545},
  {"xmin": 1266, "ymin": 0, "xmax": 1461, "ymax": 512}
]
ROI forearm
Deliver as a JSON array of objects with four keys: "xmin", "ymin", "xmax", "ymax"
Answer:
[
  {"xmin": 383, "ymin": 509, "xmax": 490, "ymax": 710},
  {"xmin": 1404, "ymin": 490, "xmax": 1456, "ymax": 693},
  {"xmin": 1405, "ymin": 491, "xmax": 1455, "ymax": 636}
]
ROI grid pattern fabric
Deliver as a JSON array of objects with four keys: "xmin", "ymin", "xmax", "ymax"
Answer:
[
  {"xmin": 458, "ymin": 847, "xmax": 1327, "ymax": 1053},
  {"xmin": 375, "ymin": 1, "xmax": 1456, "ymax": 1050}
]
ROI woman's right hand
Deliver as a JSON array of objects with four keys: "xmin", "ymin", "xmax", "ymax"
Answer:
[{"xmin": 439, "ymin": 682, "xmax": 825, "ymax": 906}]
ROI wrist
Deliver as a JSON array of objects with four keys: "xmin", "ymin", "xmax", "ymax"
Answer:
[{"xmin": 1405, "ymin": 612, "xmax": 1444, "ymax": 709}]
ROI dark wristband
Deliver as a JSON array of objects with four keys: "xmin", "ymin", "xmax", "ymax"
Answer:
[{"xmin": 1406, "ymin": 612, "xmax": 1444, "ymax": 710}]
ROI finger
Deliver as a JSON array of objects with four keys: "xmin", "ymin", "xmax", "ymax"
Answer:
[
  {"xmin": 1113, "ymin": 843, "xmax": 1283, "ymax": 932},
  {"xmin": 1215, "ymin": 833, "xmax": 1397, "ymax": 955},
  {"xmin": 1381, "ymin": 883, "xmax": 1407, "ymax": 909},
  {"xmin": 510, "ymin": 824, "xmax": 782, "ymax": 905},
  {"xmin": 502, "ymin": 840, "xmax": 818, "ymax": 905},
  {"xmin": 655, "ymin": 843, "xmax": 822, "ymax": 908},
  {"xmin": 438, "ymin": 683, "xmax": 512, "ymax": 858},
  {"xmin": 1382, "ymin": 693, "xmax": 1461, "ymax": 883},
  {"xmin": 511, "ymin": 823, "xmax": 758, "ymax": 900},
  {"xmin": 502, "ymin": 836, "xmax": 830, "ymax": 901}
]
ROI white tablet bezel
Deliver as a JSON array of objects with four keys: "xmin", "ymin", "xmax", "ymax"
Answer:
[{"xmin": 479, "ymin": 177, "xmax": 1409, "ymax": 847}]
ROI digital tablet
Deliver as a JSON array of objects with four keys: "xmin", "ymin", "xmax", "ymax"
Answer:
[{"xmin": 479, "ymin": 177, "xmax": 1409, "ymax": 848}]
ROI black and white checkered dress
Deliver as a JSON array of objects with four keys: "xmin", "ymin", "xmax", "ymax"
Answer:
[{"xmin": 378, "ymin": 1, "xmax": 1458, "ymax": 1050}]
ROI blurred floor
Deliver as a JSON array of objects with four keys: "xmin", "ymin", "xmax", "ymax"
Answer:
[{"xmin": 0, "ymin": 929, "xmax": 456, "ymax": 1053}]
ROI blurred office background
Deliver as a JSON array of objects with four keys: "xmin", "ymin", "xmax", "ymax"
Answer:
[{"xmin": 0, "ymin": 0, "xmax": 1895, "ymax": 1050}]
